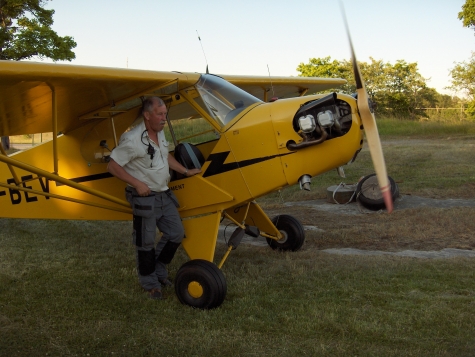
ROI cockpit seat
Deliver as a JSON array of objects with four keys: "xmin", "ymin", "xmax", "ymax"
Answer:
[
  {"xmin": 224, "ymin": 100, "xmax": 245, "ymax": 123},
  {"xmin": 174, "ymin": 142, "xmax": 205, "ymax": 179}
]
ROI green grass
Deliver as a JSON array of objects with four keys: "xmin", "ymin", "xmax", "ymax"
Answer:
[
  {"xmin": 376, "ymin": 117, "xmax": 475, "ymax": 137},
  {"xmin": 8, "ymin": 133, "xmax": 53, "ymax": 144},
  {"xmin": 1, "ymin": 219, "xmax": 474, "ymax": 356},
  {"xmin": 163, "ymin": 117, "xmax": 219, "ymax": 151}
]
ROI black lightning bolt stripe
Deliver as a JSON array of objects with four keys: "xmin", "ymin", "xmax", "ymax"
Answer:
[
  {"xmin": 53, "ymin": 151, "xmax": 293, "ymax": 185},
  {"xmin": 55, "ymin": 172, "xmax": 113, "ymax": 186},
  {"xmin": 203, "ymin": 151, "xmax": 294, "ymax": 178},
  {"xmin": 0, "ymin": 191, "xmax": 5, "ymax": 196}
]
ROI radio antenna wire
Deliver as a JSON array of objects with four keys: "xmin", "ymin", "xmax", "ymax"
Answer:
[{"xmin": 196, "ymin": 30, "xmax": 209, "ymax": 74}]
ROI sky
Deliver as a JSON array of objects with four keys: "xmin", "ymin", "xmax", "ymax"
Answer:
[{"xmin": 44, "ymin": 0, "xmax": 473, "ymax": 96}]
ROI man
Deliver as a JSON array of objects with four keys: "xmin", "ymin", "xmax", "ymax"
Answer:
[{"xmin": 108, "ymin": 97, "xmax": 201, "ymax": 299}]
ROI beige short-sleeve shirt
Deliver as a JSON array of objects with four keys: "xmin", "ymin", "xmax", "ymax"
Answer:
[{"xmin": 110, "ymin": 121, "xmax": 170, "ymax": 192}]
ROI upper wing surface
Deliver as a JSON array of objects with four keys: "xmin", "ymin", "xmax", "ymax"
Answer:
[{"xmin": 222, "ymin": 75, "xmax": 346, "ymax": 101}]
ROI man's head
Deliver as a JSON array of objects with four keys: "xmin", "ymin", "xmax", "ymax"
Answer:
[{"xmin": 142, "ymin": 97, "xmax": 167, "ymax": 133}]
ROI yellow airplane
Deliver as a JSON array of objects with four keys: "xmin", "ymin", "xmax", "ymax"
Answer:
[{"xmin": 0, "ymin": 36, "xmax": 392, "ymax": 308}]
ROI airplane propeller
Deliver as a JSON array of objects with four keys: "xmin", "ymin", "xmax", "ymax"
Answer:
[{"xmin": 341, "ymin": 7, "xmax": 394, "ymax": 213}]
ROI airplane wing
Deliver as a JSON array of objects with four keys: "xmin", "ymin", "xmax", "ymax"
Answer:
[
  {"xmin": 0, "ymin": 60, "xmax": 200, "ymax": 136},
  {"xmin": 222, "ymin": 75, "xmax": 346, "ymax": 101},
  {"xmin": 0, "ymin": 60, "xmax": 346, "ymax": 136}
]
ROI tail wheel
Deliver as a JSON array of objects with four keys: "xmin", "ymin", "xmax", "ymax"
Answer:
[
  {"xmin": 266, "ymin": 214, "xmax": 305, "ymax": 252},
  {"xmin": 356, "ymin": 174, "xmax": 399, "ymax": 211},
  {"xmin": 175, "ymin": 259, "xmax": 227, "ymax": 309}
]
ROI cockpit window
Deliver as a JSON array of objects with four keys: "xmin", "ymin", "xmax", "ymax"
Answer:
[{"xmin": 194, "ymin": 74, "xmax": 262, "ymax": 127}]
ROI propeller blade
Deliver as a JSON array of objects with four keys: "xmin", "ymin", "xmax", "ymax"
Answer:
[{"xmin": 341, "ymin": 7, "xmax": 393, "ymax": 213}]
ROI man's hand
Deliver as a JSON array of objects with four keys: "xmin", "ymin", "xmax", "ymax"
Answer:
[
  {"xmin": 167, "ymin": 153, "xmax": 202, "ymax": 177},
  {"xmin": 134, "ymin": 181, "xmax": 151, "ymax": 196},
  {"xmin": 135, "ymin": 181, "xmax": 151, "ymax": 196},
  {"xmin": 186, "ymin": 168, "xmax": 202, "ymax": 177},
  {"xmin": 108, "ymin": 159, "xmax": 151, "ymax": 196}
]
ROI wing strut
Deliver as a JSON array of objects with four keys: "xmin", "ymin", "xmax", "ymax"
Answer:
[
  {"xmin": 0, "ymin": 154, "xmax": 131, "ymax": 209},
  {"xmin": 0, "ymin": 181, "xmax": 131, "ymax": 214},
  {"xmin": 49, "ymin": 84, "xmax": 59, "ymax": 175},
  {"xmin": 111, "ymin": 117, "xmax": 118, "ymax": 147}
]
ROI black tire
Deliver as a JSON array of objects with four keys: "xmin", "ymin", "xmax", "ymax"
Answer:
[
  {"xmin": 266, "ymin": 214, "xmax": 305, "ymax": 251},
  {"xmin": 356, "ymin": 173, "xmax": 399, "ymax": 211},
  {"xmin": 175, "ymin": 259, "xmax": 227, "ymax": 309}
]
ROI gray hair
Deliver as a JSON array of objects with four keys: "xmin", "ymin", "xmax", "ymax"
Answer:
[{"xmin": 141, "ymin": 96, "xmax": 165, "ymax": 115}]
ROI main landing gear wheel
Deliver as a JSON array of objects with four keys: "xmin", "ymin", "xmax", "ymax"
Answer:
[
  {"xmin": 356, "ymin": 173, "xmax": 399, "ymax": 211},
  {"xmin": 266, "ymin": 214, "xmax": 305, "ymax": 252},
  {"xmin": 175, "ymin": 259, "xmax": 227, "ymax": 309}
]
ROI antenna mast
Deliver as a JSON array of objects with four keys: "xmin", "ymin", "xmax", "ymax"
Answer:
[
  {"xmin": 267, "ymin": 64, "xmax": 275, "ymax": 101},
  {"xmin": 196, "ymin": 30, "xmax": 209, "ymax": 73}
]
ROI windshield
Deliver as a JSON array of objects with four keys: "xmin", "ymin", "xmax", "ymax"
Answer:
[{"xmin": 195, "ymin": 74, "xmax": 262, "ymax": 127}]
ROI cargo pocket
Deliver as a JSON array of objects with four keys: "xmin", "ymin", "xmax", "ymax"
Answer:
[
  {"xmin": 132, "ymin": 194, "xmax": 156, "ymax": 218},
  {"xmin": 132, "ymin": 214, "xmax": 157, "ymax": 248}
]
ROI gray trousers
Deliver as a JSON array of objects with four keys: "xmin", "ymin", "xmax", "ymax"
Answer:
[{"xmin": 126, "ymin": 188, "xmax": 184, "ymax": 291}]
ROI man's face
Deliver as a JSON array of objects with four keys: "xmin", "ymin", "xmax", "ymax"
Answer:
[{"xmin": 145, "ymin": 103, "xmax": 167, "ymax": 132}]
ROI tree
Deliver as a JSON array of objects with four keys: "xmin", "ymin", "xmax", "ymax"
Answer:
[
  {"xmin": 296, "ymin": 56, "xmax": 354, "ymax": 93},
  {"xmin": 0, "ymin": 0, "xmax": 76, "ymax": 61},
  {"xmin": 382, "ymin": 60, "xmax": 433, "ymax": 119},
  {"xmin": 453, "ymin": 1, "xmax": 475, "ymax": 119},
  {"xmin": 459, "ymin": 0, "xmax": 475, "ymax": 33},
  {"xmin": 297, "ymin": 57, "xmax": 435, "ymax": 119},
  {"xmin": 449, "ymin": 53, "xmax": 475, "ymax": 118}
]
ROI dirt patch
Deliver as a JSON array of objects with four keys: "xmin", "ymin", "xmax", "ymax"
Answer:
[
  {"xmin": 226, "ymin": 195, "xmax": 475, "ymax": 257},
  {"xmin": 285, "ymin": 194, "xmax": 475, "ymax": 214},
  {"xmin": 321, "ymin": 247, "xmax": 475, "ymax": 259}
]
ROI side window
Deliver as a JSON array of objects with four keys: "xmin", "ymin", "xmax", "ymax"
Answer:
[{"xmin": 164, "ymin": 99, "xmax": 219, "ymax": 152}]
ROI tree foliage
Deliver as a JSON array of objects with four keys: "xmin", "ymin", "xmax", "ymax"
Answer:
[
  {"xmin": 455, "ymin": 1, "xmax": 475, "ymax": 119},
  {"xmin": 297, "ymin": 57, "xmax": 437, "ymax": 119},
  {"xmin": 296, "ymin": 57, "xmax": 354, "ymax": 93},
  {"xmin": 0, "ymin": 0, "xmax": 76, "ymax": 61},
  {"xmin": 449, "ymin": 53, "xmax": 475, "ymax": 118},
  {"xmin": 459, "ymin": 0, "xmax": 475, "ymax": 33}
]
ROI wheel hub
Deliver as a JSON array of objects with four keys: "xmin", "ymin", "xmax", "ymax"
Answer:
[
  {"xmin": 188, "ymin": 281, "xmax": 204, "ymax": 298},
  {"xmin": 276, "ymin": 230, "xmax": 288, "ymax": 244}
]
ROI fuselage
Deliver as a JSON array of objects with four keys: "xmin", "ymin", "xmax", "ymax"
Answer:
[{"xmin": 0, "ymin": 74, "xmax": 363, "ymax": 220}]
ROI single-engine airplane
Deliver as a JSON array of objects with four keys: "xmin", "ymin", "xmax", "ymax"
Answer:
[{"xmin": 0, "ymin": 29, "xmax": 393, "ymax": 308}]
